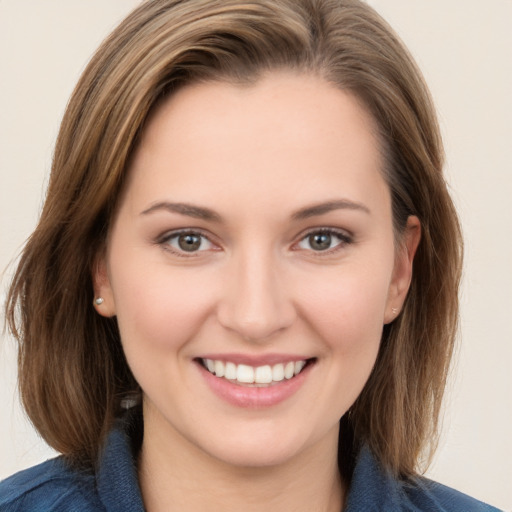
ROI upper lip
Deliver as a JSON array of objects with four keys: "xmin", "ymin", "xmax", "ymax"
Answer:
[{"xmin": 195, "ymin": 353, "xmax": 314, "ymax": 366}]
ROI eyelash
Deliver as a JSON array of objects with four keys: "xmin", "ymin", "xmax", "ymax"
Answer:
[
  {"xmin": 156, "ymin": 227, "xmax": 353, "ymax": 257},
  {"xmin": 157, "ymin": 229, "xmax": 217, "ymax": 257},
  {"xmin": 294, "ymin": 227, "xmax": 353, "ymax": 255}
]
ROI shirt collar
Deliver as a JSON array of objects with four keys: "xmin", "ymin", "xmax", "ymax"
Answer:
[
  {"xmin": 96, "ymin": 408, "xmax": 145, "ymax": 512},
  {"xmin": 96, "ymin": 408, "xmax": 413, "ymax": 512},
  {"xmin": 344, "ymin": 444, "xmax": 405, "ymax": 511}
]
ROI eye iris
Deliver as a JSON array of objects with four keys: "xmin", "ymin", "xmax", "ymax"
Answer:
[
  {"xmin": 178, "ymin": 234, "xmax": 202, "ymax": 251},
  {"xmin": 309, "ymin": 232, "xmax": 331, "ymax": 251}
]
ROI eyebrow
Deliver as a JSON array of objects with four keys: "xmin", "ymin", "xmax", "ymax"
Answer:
[
  {"xmin": 291, "ymin": 199, "xmax": 371, "ymax": 220},
  {"xmin": 140, "ymin": 198, "xmax": 370, "ymax": 222},
  {"xmin": 140, "ymin": 201, "xmax": 222, "ymax": 222}
]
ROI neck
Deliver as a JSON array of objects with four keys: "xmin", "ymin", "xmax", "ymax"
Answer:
[{"xmin": 138, "ymin": 407, "xmax": 345, "ymax": 512}]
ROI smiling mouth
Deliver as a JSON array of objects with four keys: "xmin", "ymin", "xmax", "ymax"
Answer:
[{"xmin": 197, "ymin": 358, "xmax": 315, "ymax": 387}]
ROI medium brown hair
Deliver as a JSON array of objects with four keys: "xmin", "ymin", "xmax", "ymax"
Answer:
[{"xmin": 5, "ymin": 0, "xmax": 462, "ymax": 477}]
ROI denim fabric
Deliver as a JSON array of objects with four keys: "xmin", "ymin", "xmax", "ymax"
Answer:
[
  {"xmin": 0, "ymin": 412, "xmax": 503, "ymax": 511},
  {"xmin": 0, "ymin": 413, "xmax": 144, "ymax": 512},
  {"xmin": 344, "ymin": 445, "xmax": 503, "ymax": 512}
]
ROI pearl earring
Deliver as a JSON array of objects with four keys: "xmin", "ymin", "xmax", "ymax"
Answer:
[
  {"xmin": 94, "ymin": 297, "xmax": 104, "ymax": 305},
  {"xmin": 391, "ymin": 307, "xmax": 398, "ymax": 314}
]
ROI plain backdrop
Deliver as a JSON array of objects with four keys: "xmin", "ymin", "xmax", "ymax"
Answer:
[{"xmin": 1, "ymin": 1, "xmax": 511, "ymax": 510}]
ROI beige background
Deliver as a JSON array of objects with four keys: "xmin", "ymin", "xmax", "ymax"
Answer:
[{"xmin": 1, "ymin": 1, "xmax": 511, "ymax": 510}]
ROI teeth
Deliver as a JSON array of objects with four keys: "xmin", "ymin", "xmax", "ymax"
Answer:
[
  {"xmin": 255, "ymin": 365, "xmax": 272, "ymax": 384},
  {"xmin": 202, "ymin": 358, "xmax": 309, "ymax": 385},
  {"xmin": 214, "ymin": 360, "xmax": 225, "ymax": 378},
  {"xmin": 284, "ymin": 361, "xmax": 295, "ymax": 379},
  {"xmin": 225, "ymin": 361, "xmax": 237, "ymax": 380},
  {"xmin": 294, "ymin": 360, "xmax": 306, "ymax": 374},
  {"xmin": 272, "ymin": 363, "xmax": 285, "ymax": 382},
  {"xmin": 237, "ymin": 364, "xmax": 254, "ymax": 383},
  {"xmin": 206, "ymin": 359, "xmax": 215, "ymax": 373}
]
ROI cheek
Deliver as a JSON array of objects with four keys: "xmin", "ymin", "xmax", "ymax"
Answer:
[
  {"xmin": 281, "ymin": 263, "xmax": 391, "ymax": 428},
  {"xmin": 299, "ymin": 266, "xmax": 391, "ymax": 412},
  {"xmin": 110, "ymin": 258, "xmax": 219, "ymax": 355},
  {"xmin": 111, "ymin": 264, "xmax": 223, "ymax": 400},
  {"xmin": 297, "ymin": 262, "xmax": 392, "ymax": 348}
]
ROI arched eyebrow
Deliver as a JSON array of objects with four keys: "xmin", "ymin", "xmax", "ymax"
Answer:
[
  {"xmin": 291, "ymin": 199, "xmax": 371, "ymax": 220},
  {"xmin": 140, "ymin": 198, "xmax": 370, "ymax": 222},
  {"xmin": 140, "ymin": 201, "xmax": 222, "ymax": 222}
]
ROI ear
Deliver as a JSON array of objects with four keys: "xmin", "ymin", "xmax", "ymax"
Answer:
[
  {"xmin": 384, "ymin": 216, "xmax": 421, "ymax": 324},
  {"xmin": 92, "ymin": 253, "xmax": 116, "ymax": 317}
]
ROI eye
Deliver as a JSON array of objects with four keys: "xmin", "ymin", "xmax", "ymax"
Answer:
[
  {"xmin": 297, "ymin": 229, "xmax": 351, "ymax": 252},
  {"xmin": 162, "ymin": 231, "xmax": 214, "ymax": 254}
]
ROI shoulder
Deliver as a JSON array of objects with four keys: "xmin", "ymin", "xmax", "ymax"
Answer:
[
  {"xmin": 0, "ymin": 408, "xmax": 145, "ymax": 512},
  {"xmin": 404, "ymin": 475, "xmax": 504, "ymax": 512},
  {"xmin": 346, "ymin": 445, "xmax": 504, "ymax": 512},
  {"xmin": 0, "ymin": 457, "xmax": 104, "ymax": 512}
]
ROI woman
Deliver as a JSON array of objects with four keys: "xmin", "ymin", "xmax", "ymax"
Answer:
[{"xmin": 0, "ymin": 0, "xmax": 503, "ymax": 510}]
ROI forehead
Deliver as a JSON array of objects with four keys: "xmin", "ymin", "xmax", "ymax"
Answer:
[{"xmin": 123, "ymin": 72, "xmax": 389, "ymax": 220}]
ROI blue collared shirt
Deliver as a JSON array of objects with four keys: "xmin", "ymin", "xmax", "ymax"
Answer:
[{"xmin": 0, "ymin": 413, "xmax": 503, "ymax": 511}]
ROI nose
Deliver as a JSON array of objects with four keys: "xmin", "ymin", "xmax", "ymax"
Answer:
[{"xmin": 216, "ymin": 248, "xmax": 296, "ymax": 342}]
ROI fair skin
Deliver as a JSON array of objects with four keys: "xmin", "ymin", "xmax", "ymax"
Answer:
[{"xmin": 94, "ymin": 72, "xmax": 420, "ymax": 512}]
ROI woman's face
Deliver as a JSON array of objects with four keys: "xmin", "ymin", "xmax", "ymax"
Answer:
[{"xmin": 95, "ymin": 72, "xmax": 418, "ymax": 468}]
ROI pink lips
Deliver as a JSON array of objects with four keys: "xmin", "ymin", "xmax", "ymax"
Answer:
[{"xmin": 196, "ymin": 355, "xmax": 314, "ymax": 408}]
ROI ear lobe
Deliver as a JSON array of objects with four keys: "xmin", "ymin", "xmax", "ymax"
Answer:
[
  {"xmin": 384, "ymin": 216, "xmax": 421, "ymax": 324},
  {"xmin": 92, "ymin": 254, "xmax": 116, "ymax": 317}
]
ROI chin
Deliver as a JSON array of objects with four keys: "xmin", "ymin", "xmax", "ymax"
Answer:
[
  {"xmin": 199, "ymin": 421, "xmax": 335, "ymax": 470},
  {"xmin": 208, "ymin": 440, "xmax": 305, "ymax": 469}
]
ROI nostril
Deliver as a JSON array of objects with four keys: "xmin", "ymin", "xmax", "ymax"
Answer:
[
  {"xmin": 216, "ymin": 270, "xmax": 296, "ymax": 342},
  {"xmin": 217, "ymin": 308, "xmax": 296, "ymax": 343}
]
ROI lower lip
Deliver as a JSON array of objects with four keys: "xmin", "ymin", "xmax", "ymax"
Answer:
[{"xmin": 197, "ymin": 362, "xmax": 313, "ymax": 408}]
